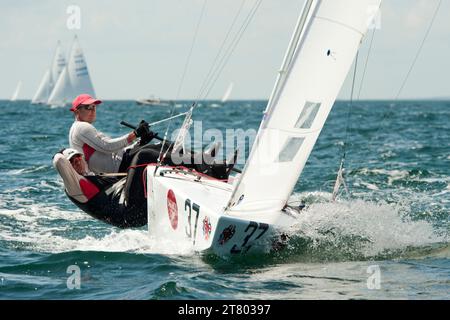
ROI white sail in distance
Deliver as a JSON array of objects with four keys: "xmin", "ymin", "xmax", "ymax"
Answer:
[
  {"xmin": 47, "ymin": 66, "xmax": 72, "ymax": 106},
  {"xmin": 50, "ymin": 40, "xmax": 66, "ymax": 89},
  {"xmin": 32, "ymin": 41, "xmax": 65, "ymax": 104},
  {"xmin": 32, "ymin": 70, "xmax": 51, "ymax": 104},
  {"xmin": 227, "ymin": 0, "xmax": 381, "ymax": 213},
  {"xmin": 48, "ymin": 36, "xmax": 95, "ymax": 106},
  {"xmin": 221, "ymin": 82, "xmax": 234, "ymax": 103},
  {"xmin": 10, "ymin": 81, "xmax": 22, "ymax": 101}
]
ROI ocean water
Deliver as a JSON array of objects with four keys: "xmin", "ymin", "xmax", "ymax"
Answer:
[{"xmin": 0, "ymin": 100, "xmax": 448, "ymax": 300}]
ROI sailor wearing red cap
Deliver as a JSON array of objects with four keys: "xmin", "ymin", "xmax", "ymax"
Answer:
[{"xmin": 69, "ymin": 94, "xmax": 151, "ymax": 174}]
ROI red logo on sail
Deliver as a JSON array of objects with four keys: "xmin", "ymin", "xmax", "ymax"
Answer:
[{"xmin": 167, "ymin": 189, "xmax": 178, "ymax": 230}]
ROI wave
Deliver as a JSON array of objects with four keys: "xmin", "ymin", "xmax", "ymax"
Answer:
[
  {"xmin": 280, "ymin": 195, "xmax": 448, "ymax": 262},
  {"xmin": 0, "ymin": 187, "xmax": 447, "ymax": 262}
]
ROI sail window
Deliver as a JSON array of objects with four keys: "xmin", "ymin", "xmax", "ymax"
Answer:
[
  {"xmin": 295, "ymin": 102, "xmax": 321, "ymax": 129},
  {"xmin": 277, "ymin": 137, "xmax": 304, "ymax": 162}
]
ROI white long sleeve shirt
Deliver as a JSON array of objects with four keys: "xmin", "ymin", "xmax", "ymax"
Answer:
[
  {"xmin": 69, "ymin": 121, "xmax": 130, "ymax": 174},
  {"xmin": 53, "ymin": 153, "xmax": 99, "ymax": 203}
]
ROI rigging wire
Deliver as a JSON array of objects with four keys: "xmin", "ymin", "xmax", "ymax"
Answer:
[
  {"xmin": 366, "ymin": 0, "xmax": 442, "ymax": 149},
  {"xmin": 394, "ymin": 0, "xmax": 442, "ymax": 100},
  {"xmin": 332, "ymin": 50, "xmax": 359, "ymax": 201},
  {"xmin": 156, "ymin": 0, "xmax": 208, "ymax": 167},
  {"xmin": 196, "ymin": 0, "xmax": 247, "ymax": 101},
  {"xmin": 338, "ymin": 28, "xmax": 376, "ymax": 200},
  {"xmin": 357, "ymin": 27, "xmax": 376, "ymax": 100},
  {"xmin": 157, "ymin": 0, "xmax": 263, "ymax": 166},
  {"xmin": 343, "ymin": 50, "xmax": 359, "ymax": 160},
  {"xmin": 201, "ymin": 0, "xmax": 263, "ymax": 101},
  {"xmin": 175, "ymin": 0, "xmax": 208, "ymax": 100},
  {"xmin": 333, "ymin": 0, "xmax": 442, "ymax": 200}
]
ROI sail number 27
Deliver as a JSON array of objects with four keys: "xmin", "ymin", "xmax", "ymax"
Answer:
[{"xmin": 230, "ymin": 221, "xmax": 269, "ymax": 254}]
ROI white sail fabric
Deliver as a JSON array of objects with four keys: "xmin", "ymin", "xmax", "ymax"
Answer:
[
  {"xmin": 50, "ymin": 41, "xmax": 66, "ymax": 89},
  {"xmin": 47, "ymin": 66, "xmax": 72, "ymax": 106},
  {"xmin": 32, "ymin": 41, "xmax": 65, "ymax": 104},
  {"xmin": 67, "ymin": 36, "xmax": 95, "ymax": 98},
  {"xmin": 32, "ymin": 69, "xmax": 51, "ymax": 104},
  {"xmin": 48, "ymin": 36, "xmax": 95, "ymax": 106},
  {"xmin": 221, "ymin": 82, "xmax": 234, "ymax": 103},
  {"xmin": 227, "ymin": 0, "xmax": 381, "ymax": 213},
  {"xmin": 10, "ymin": 81, "xmax": 22, "ymax": 101}
]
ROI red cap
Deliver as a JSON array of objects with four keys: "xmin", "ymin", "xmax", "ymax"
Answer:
[{"xmin": 70, "ymin": 94, "xmax": 102, "ymax": 111}]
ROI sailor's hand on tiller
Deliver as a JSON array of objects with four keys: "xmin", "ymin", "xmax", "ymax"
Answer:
[{"xmin": 134, "ymin": 120, "xmax": 150, "ymax": 138}]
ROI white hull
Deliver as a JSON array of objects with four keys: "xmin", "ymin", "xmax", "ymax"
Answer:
[
  {"xmin": 136, "ymin": 99, "xmax": 172, "ymax": 107},
  {"xmin": 147, "ymin": 165, "xmax": 299, "ymax": 256}
]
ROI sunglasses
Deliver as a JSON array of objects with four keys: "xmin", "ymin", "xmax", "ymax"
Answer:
[{"xmin": 78, "ymin": 104, "xmax": 96, "ymax": 111}]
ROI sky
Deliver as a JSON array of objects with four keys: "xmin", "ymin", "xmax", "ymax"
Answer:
[{"xmin": 1, "ymin": 0, "xmax": 449, "ymax": 100}]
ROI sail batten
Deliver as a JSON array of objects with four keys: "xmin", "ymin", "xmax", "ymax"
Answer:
[{"xmin": 227, "ymin": 0, "xmax": 381, "ymax": 213}]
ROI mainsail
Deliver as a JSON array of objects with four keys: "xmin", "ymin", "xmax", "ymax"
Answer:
[
  {"xmin": 227, "ymin": 0, "xmax": 381, "ymax": 212},
  {"xmin": 32, "ymin": 41, "xmax": 65, "ymax": 104},
  {"xmin": 48, "ymin": 36, "xmax": 95, "ymax": 106},
  {"xmin": 10, "ymin": 81, "xmax": 22, "ymax": 101}
]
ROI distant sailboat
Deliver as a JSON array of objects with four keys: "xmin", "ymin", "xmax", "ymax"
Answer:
[
  {"xmin": 32, "ymin": 41, "xmax": 66, "ymax": 104},
  {"xmin": 221, "ymin": 82, "xmax": 234, "ymax": 103},
  {"xmin": 10, "ymin": 81, "xmax": 22, "ymax": 101},
  {"xmin": 48, "ymin": 35, "xmax": 95, "ymax": 107}
]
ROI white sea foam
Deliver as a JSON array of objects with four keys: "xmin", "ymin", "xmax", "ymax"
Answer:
[
  {"xmin": 0, "ymin": 196, "xmax": 194, "ymax": 255},
  {"xmin": 288, "ymin": 194, "xmax": 447, "ymax": 258},
  {"xmin": 7, "ymin": 165, "xmax": 48, "ymax": 175},
  {"xmin": 356, "ymin": 168, "xmax": 410, "ymax": 185},
  {"xmin": 1, "ymin": 187, "xmax": 446, "ymax": 258}
]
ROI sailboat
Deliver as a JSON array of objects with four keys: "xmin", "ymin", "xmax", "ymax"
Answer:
[
  {"xmin": 221, "ymin": 82, "xmax": 234, "ymax": 103},
  {"xmin": 48, "ymin": 35, "xmax": 95, "ymax": 107},
  {"xmin": 32, "ymin": 41, "xmax": 66, "ymax": 104},
  {"xmin": 146, "ymin": 0, "xmax": 381, "ymax": 256},
  {"xmin": 10, "ymin": 81, "xmax": 22, "ymax": 101}
]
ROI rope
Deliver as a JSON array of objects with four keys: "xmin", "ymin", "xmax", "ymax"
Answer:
[{"xmin": 148, "ymin": 112, "xmax": 188, "ymax": 127}]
